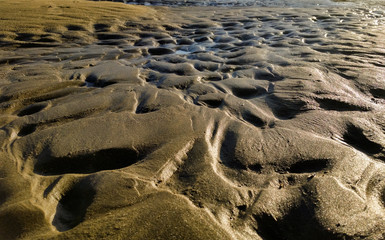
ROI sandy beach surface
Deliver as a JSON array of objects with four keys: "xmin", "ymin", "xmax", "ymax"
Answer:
[{"xmin": 1, "ymin": 0, "xmax": 385, "ymax": 239}]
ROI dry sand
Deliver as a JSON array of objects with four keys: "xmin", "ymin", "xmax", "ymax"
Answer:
[{"xmin": 1, "ymin": 0, "xmax": 385, "ymax": 239}]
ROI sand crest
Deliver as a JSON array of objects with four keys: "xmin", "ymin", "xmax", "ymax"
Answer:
[{"xmin": 1, "ymin": 0, "xmax": 385, "ymax": 239}]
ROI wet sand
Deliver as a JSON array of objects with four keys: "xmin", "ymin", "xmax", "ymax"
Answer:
[{"xmin": 1, "ymin": 0, "xmax": 385, "ymax": 239}]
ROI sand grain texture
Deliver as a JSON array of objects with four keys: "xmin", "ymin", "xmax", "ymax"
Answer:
[{"xmin": 1, "ymin": 0, "xmax": 385, "ymax": 239}]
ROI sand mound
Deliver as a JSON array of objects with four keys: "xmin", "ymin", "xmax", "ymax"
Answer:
[{"xmin": 1, "ymin": 0, "xmax": 385, "ymax": 239}]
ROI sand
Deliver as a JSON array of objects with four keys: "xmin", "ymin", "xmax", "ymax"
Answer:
[{"xmin": 0, "ymin": 0, "xmax": 385, "ymax": 239}]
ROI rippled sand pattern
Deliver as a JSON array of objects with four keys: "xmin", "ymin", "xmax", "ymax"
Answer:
[{"xmin": 1, "ymin": 3, "xmax": 385, "ymax": 240}]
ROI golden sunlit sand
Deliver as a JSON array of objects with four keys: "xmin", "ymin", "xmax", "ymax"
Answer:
[
  {"xmin": 0, "ymin": 0, "xmax": 385, "ymax": 239},
  {"xmin": 0, "ymin": 0, "xmax": 159, "ymax": 48}
]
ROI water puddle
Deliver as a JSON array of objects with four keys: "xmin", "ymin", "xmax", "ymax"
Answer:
[{"xmin": 174, "ymin": 50, "xmax": 190, "ymax": 55}]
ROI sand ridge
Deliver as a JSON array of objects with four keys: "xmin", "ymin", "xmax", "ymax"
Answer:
[{"xmin": 1, "ymin": 0, "xmax": 385, "ymax": 239}]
